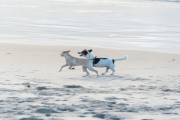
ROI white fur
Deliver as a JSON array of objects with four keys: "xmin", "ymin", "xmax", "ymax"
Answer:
[{"xmin": 79, "ymin": 50, "xmax": 127, "ymax": 75}]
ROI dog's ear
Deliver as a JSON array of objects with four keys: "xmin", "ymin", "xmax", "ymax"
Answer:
[{"xmin": 88, "ymin": 49, "xmax": 92, "ymax": 52}]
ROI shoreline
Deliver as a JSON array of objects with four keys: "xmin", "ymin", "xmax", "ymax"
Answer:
[{"xmin": 0, "ymin": 42, "xmax": 180, "ymax": 55}]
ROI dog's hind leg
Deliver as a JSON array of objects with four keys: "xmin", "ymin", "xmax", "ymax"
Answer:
[
  {"xmin": 109, "ymin": 65, "xmax": 115, "ymax": 75},
  {"xmin": 111, "ymin": 69, "xmax": 115, "ymax": 75},
  {"xmin": 59, "ymin": 64, "xmax": 69, "ymax": 72},
  {"xmin": 102, "ymin": 67, "xmax": 109, "ymax": 75},
  {"xmin": 82, "ymin": 66, "xmax": 89, "ymax": 77}
]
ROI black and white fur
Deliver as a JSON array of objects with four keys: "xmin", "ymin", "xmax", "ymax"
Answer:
[{"xmin": 78, "ymin": 49, "xmax": 127, "ymax": 75}]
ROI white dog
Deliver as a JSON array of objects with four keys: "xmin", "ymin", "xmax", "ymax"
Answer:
[
  {"xmin": 59, "ymin": 50, "xmax": 98, "ymax": 77},
  {"xmin": 78, "ymin": 49, "xmax": 127, "ymax": 75}
]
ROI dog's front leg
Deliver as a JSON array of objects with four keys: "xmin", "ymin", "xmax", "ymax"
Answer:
[
  {"xmin": 87, "ymin": 66, "xmax": 98, "ymax": 77},
  {"xmin": 59, "ymin": 64, "xmax": 69, "ymax": 72},
  {"xmin": 82, "ymin": 66, "xmax": 89, "ymax": 77}
]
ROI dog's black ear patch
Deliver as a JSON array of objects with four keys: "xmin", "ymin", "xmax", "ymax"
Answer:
[
  {"xmin": 82, "ymin": 50, "xmax": 88, "ymax": 55},
  {"xmin": 88, "ymin": 49, "xmax": 92, "ymax": 52}
]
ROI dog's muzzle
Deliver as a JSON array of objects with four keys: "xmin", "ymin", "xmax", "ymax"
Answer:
[{"xmin": 78, "ymin": 52, "xmax": 83, "ymax": 56}]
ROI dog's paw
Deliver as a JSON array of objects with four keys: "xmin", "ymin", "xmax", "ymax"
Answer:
[{"xmin": 83, "ymin": 74, "xmax": 89, "ymax": 77}]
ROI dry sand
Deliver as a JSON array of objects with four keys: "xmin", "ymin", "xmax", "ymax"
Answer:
[{"xmin": 0, "ymin": 43, "xmax": 180, "ymax": 120}]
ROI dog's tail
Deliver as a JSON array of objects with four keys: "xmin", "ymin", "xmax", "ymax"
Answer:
[{"xmin": 114, "ymin": 55, "xmax": 128, "ymax": 61}]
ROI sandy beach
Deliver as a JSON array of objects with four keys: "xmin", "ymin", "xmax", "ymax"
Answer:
[
  {"xmin": 0, "ymin": 43, "xmax": 179, "ymax": 120},
  {"xmin": 0, "ymin": 0, "xmax": 180, "ymax": 119}
]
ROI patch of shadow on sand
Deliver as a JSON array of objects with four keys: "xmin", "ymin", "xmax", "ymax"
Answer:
[
  {"xmin": 93, "ymin": 113, "xmax": 123, "ymax": 120},
  {"xmin": 35, "ymin": 85, "xmax": 104, "ymax": 98},
  {"xmin": 161, "ymin": 88, "xmax": 180, "ymax": 93},
  {"xmin": 81, "ymin": 98, "xmax": 136, "ymax": 113},
  {"xmin": 63, "ymin": 85, "xmax": 84, "ymax": 88},
  {"xmin": 156, "ymin": 104, "xmax": 180, "ymax": 115},
  {"xmin": 105, "ymin": 97, "xmax": 129, "ymax": 102},
  {"xmin": 57, "ymin": 105, "xmax": 76, "ymax": 112},
  {"xmin": 162, "ymin": 112, "xmax": 179, "ymax": 115},
  {"xmin": 35, "ymin": 108, "xmax": 58, "ymax": 114},
  {"xmin": 81, "ymin": 97, "xmax": 179, "ymax": 114},
  {"xmin": 36, "ymin": 86, "xmax": 47, "ymax": 90},
  {"xmin": 20, "ymin": 117, "xmax": 43, "ymax": 120},
  {"xmin": 133, "ymin": 77, "xmax": 149, "ymax": 81},
  {"xmin": 105, "ymin": 97, "xmax": 120, "ymax": 101},
  {"xmin": 157, "ymin": 106, "xmax": 176, "ymax": 111}
]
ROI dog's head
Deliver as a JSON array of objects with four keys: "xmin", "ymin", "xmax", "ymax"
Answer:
[
  {"xmin": 61, "ymin": 50, "xmax": 70, "ymax": 57},
  {"xmin": 78, "ymin": 49, "xmax": 92, "ymax": 57}
]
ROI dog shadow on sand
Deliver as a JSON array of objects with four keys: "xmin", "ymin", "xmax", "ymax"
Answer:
[{"xmin": 68, "ymin": 74, "xmax": 125, "ymax": 81}]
